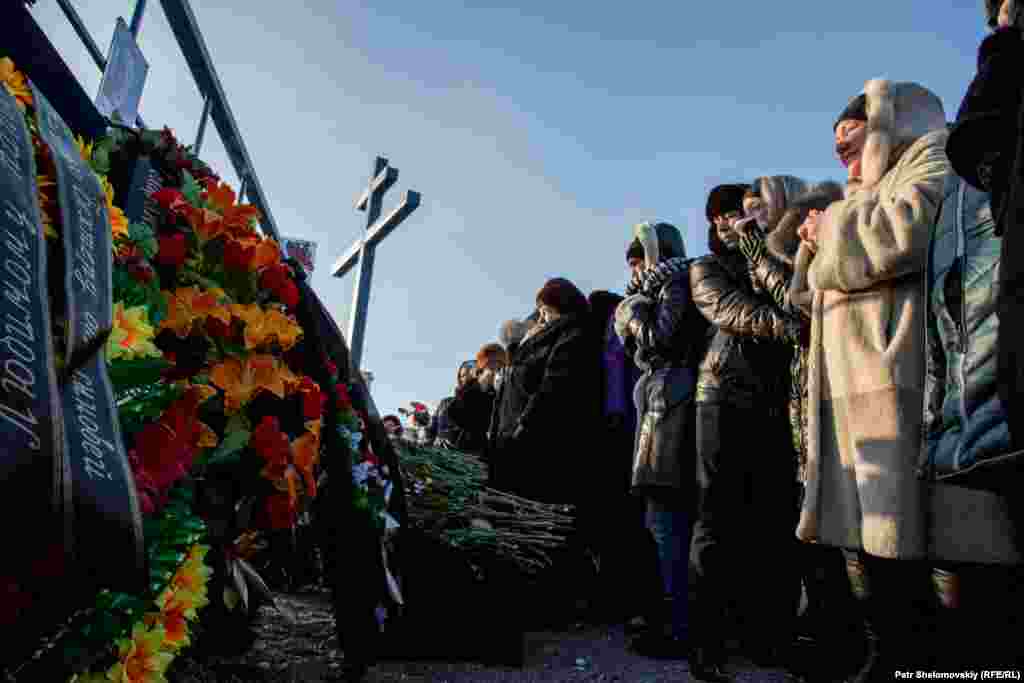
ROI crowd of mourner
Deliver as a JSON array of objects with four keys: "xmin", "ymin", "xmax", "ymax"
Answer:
[{"xmin": 382, "ymin": 4, "xmax": 1023, "ymax": 681}]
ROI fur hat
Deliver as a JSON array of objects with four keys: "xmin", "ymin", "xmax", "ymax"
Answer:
[
  {"xmin": 750, "ymin": 175, "xmax": 810, "ymax": 232},
  {"xmin": 499, "ymin": 319, "xmax": 528, "ymax": 350},
  {"xmin": 536, "ymin": 277, "xmax": 588, "ymax": 316},
  {"xmin": 766, "ymin": 181, "xmax": 844, "ymax": 265},
  {"xmin": 856, "ymin": 79, "xmax": 947, "ymax": 189},
  {"xmin": 476, "ymin": 342, "xmax": 508, "ymax": 370},
  {"xmin": 834, "ymin": 94, "xmax": 868, "ymax": 132},
  {"xmin": 705, "ymin": 184, "xmax": 750, "ymax": 223}
]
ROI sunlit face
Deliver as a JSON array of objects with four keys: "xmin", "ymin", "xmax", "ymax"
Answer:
[
  {"xmin": 998, "ymin": 0, "xmax": 1016, "ymax": 26},
  {"xmin": 457, "ymin": 365, "xmax": 474, "ymax": 386},
  {"xmin": 627, "ymin": 256, "xmax": 645, "ymax": 278},
  {"xmin": 743, "ymin": 196, "xmax": 769, "ymax": 230},
  {"xmin": 713, "ymin": 210, "xmax": 742, "ymax": 249},
  {"xmin": 835, "ymin": 119, "xmax": 867, "ymax": 171}
]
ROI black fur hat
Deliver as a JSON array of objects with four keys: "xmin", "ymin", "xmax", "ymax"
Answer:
[
  {"xmin": 705, "ymin": 184, "xmax": 750, "ymax": 223},
  {"xmin": 834, "ymin": 94, "xmax": 868, "ymax": 131}
]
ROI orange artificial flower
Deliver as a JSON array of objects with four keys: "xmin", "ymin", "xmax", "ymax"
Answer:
[
  {"xmin": 184, "ymin": 205, "xmax": 225, "ymax": 242},
  {"xmin": 228, "ymin": 304, "xmax": 302, "ymax": 351},
  {"xmin": 202, "ymin": 179, "xmax": 261, "ymax": 237},
  {"xmin": 209, "ymin": 354, "xmax": 297, "ymax": 413},
  {"xmin": 0, "ymin": 58, "xmax": 33, "ymax": 110},
  {"xmin": 160, "ymin": 287, "xmax": 223, "ymax": 338},
  {"xmin": 291, "ymin": 429, "xmax": 320, "ymax": 499}
]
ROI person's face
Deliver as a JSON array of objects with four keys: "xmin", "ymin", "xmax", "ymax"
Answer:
[
  {"xmin": 998, "ymin": 0, "xmax": 1017, "ymax": 26},
  {"xmin": 539, "ymin": 303, "xmax": 562, "ymax": 324},
  {"xmin": 835, "ymin": 119, "xmax": 867, "ymax": 177},
  {"xmin": 383, "ymin": 418, "xmax": 401, "ymax": 434},
  {"xmin": 713, "ymin": 209, "xmax": 743, "ymax": 249},
  {"xmin": 627, "ymin": 256, "xmax": 645, "ymax": 278},
  {"xmin": 743, "ymin": 196, "xmax": 769, "ymax": 231},
  {"xmin": 458, "ymin": 365, "xmax": 474, "ymax": 386}
]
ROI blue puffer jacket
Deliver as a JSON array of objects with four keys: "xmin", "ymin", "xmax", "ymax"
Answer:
[{"xmin": 923, "ymin": 176, "xmax": 1011, "ymax": 484}]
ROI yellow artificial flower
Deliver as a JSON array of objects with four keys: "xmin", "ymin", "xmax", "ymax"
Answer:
[
  {"xmin": 107, "ymin": 622, "xmax": 174, "ymax": 683},
  {"xmin": 108, "ymin": 302, "xmax": 162, "ymax": 360},
  {"xmin": 210, "ymin": 354, "xmax": 298, "ymax": 414},
  {"xmin": 169, "ymin": 545, "xmax": 213, "ymax": 600},
  {"xmin": 229, "ymin": 303, "xmax": 302, "ymax": 351},
  {"xmin": 101, "ymin": 176, "xmax": 129, "ymax": 240},
  {"xmin": 75, "ymin": 135, "xmax": 94, "ymax": 163},
  {"xmin": 37, "ymin": 174, "xmax": 58, "ymax": 240},
  {"xmin": 0, "ymin": 57, "xmax": 33, "ymax": 110}
]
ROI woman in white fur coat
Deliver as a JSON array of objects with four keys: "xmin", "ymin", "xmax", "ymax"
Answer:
[{"xmin": 796, "ymin": 80, "xmax": 953, "ymax": 680}]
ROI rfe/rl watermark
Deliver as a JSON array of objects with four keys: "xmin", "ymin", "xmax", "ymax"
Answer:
[{"xmin": 894, "ymin": 672, "xmax": 1022, "ymax": 681}]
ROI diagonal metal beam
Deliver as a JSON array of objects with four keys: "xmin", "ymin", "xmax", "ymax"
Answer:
[
  {"xmin": 331, "ymin": 190, "xmax": 422, "ymax": 279},
  {"xmin": 56, "ymin": 0, "xmax": 107, "ymax": 71},
  {"xmin": 158, "ymin": 0, "xmax": 280, "ymax": 241},
  {"xmin": 354, "ymin": 165, "xmax": 398, "ymax": 211}
]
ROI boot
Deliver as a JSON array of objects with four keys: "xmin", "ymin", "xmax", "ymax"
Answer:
[{"xmin": 689, "ymin": 647, "xmax": 732, "ymax": 683}]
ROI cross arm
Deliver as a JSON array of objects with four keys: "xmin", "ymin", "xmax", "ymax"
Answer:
[
  {"xmin": 331, "ymin": 238, "xmax": 364, "ymax": 279},
  {"xmin": 354, "ymin": 165, "xmax": 399, "ymax": 211},
  {"xmin": 332, "ymin": 190, "xmax": 421, "ymax": 279},
  {"xmin": 364, "ymin": 190, "xmax": 422, "ymax": 248}
]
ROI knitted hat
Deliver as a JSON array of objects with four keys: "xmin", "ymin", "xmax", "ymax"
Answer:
[
  {"xmin": 705, "ymin": 184, "xmax": 750, "ymax": 223},
  {"xmin": 536, "ymin": 277, "xmax": 589, "ymax": 316},
  {"xmin": 626, "ymin": 238, "xmax": 645, "ymax": 262},
  {"xmin": 476, "ymin": 342, "xmax": 508, "ymax": 370},
  {"xmin": 834, "ymin": 93, "xmax": 868, "ymax": 131}
]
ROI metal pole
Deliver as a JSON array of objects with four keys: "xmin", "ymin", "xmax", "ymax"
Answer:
[
  {"xmin": 238, "ymin": 173, "xmax": 248, "ymax": 202},
  {"xmin": 56, "ymin": 0, "xmax": 107, "ymax": 71},
  {"xmin": 194, "ymin": 96, "xmax": 212, "ymax": 155},
  {"xmin": 129, "ymin": 0, "xmax": 148, "ymax": 38},
  {"xmin": 347, "ymin": 157, "xmax": 388, "ymax": 372}
]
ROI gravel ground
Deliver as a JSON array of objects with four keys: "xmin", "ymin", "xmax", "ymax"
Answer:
[{"xmin": 167, "ymin": 591, "xmax": 793, "ymax": 683}]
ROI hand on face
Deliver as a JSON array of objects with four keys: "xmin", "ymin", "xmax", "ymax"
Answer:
[{"xmin": 797, "ymin": 209, "xmax": 822, "ymax": 251}]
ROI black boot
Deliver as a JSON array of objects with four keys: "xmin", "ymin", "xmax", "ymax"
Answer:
[{"xmin": 689, "ymin": 647, "xmax": 732, "ymax": 683}]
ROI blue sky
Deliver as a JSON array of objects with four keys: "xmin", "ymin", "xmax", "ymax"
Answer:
[{"xmin": 34, "ymin": 1, "xmax": 987, "ymax": 418}]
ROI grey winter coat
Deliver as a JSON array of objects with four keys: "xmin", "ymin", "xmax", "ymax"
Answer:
[{"xmin": 923, "ymin": 176, "xmax": 1020, "ymax": 564}]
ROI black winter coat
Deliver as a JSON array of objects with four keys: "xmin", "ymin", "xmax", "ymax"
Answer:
[
  {"xmin": 690, "ymin": 252, "xmax": 796, "ymax": 411},
  {"xmin": 489, "ymin": 313, "xmax": 599, "ymax": 503},
  {"xmin": 446, "ymin": 382, "xmax": 494, "ymax": 453},
  {"xmin": 627, "ymin": 262, "xmax": 709, "ymax": 496}
]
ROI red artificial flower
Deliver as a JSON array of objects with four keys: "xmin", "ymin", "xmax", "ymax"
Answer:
[
  {"xmin": 204, "ymin": 314, "xmax": 232, "ymax": 341},
  {"xmin": 259, "ymin": 264, "xmax": 299, "ymax": 308},
  {"xmin": 151, "ymin": 188, "xmax": 189, "ymax": 216},
  {"xmin": 157, "ymin": 233, "xmax": 188, "ymax": 267},
  {"xmin": 132, "ymin": 386, "xmax": 218, "ymax": 496},
  {"xmin": 264, "ymin": 493, "xmax": 297, "ymax": 530},
  {"xmin": 335, "ymin": 383, "xmax": 351, "ymax": 409},
  {"xmin": 223, "ymin": 239, "xmax": 248, "ymax": 271},
  {"xmin": 298, "ymin": 377, "xmax": 323, "ymax": 421},
  {"xmin": 325, "ymin": 360, "xmax": 338, "ymax": 378},
  {"xmin": 128, "ymin": 260, "xmax": 156, "ymax": 283},
  {"xmin": 0, "ymin": 577, "xmax": 31, "ymax": 628},
  {"xmin": 251, "ymin": 416, "xmax": 291, "ymax": 480}
]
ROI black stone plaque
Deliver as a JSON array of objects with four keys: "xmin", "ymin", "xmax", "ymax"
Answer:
[{"xmin": 30, "ymin": 81, "xmax": 146, "ymax": 594}]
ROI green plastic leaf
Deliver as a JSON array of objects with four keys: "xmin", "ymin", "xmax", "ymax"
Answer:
[
  {"xmin": 107, "ymin": 358, "xmax": 171, "ymax": 393},
  {"xmin": 128, "ymin": 221, "xmax": 159, "ymax": 259},
  {"xmin": 181, "ymin": 170, "xmax": 202, "ymax": 206},
  {"xmin": 205, "ymin": 429, "xmax": 251, "ymax": 466}
]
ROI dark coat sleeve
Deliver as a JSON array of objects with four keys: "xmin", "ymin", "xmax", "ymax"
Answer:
[
  {"xmin": 630, "ymin": 275, "xmax": 692, "ymax": 359},
  {"xmin": 517, "ymin": 325, "xmax": 589, "ymax": 433},
  {"xmin": 690, "ymin": 256, "xmax": 796, "ymax": 342},
  {"xmin": 740, "ymin": 231, "xmax": 794, "ymax": 312}
]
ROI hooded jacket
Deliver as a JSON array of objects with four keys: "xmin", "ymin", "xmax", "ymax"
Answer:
[
  {"xmin": 737, "ymin": 179, "xmax": 844, "ymax": 481},
  {"xmin": 616, "ymin": 223, "xmax": 708, "ymax": 494},
  {"xmin": 797, "ymin": 79, "xmax": 952, "ymax": 560},
  {"xmin": 920, "ymin": 176, "xmax": 1020, "ymax": 565}
]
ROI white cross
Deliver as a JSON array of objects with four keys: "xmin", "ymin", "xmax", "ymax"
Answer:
[{"xmin": 332, "ymin": 156, "xmax": 421, "ymax": 372}]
